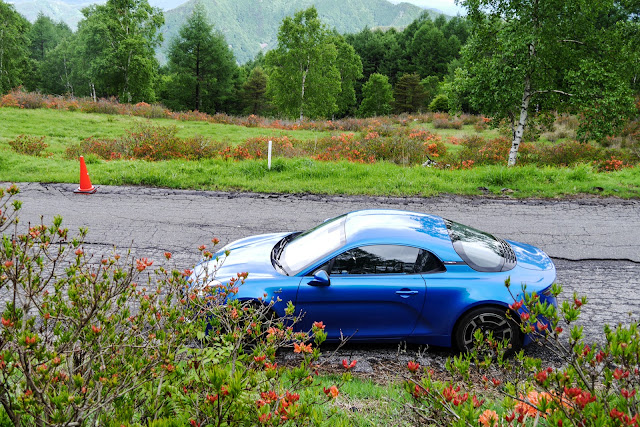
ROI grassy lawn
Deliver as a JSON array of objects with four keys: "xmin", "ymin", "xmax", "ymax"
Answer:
[
  {"xmin": 0, "ymin": 108, "xmax": 328, "ymax": 156},
  {"xmin": 316, "ymin": 374, "xmax": 409, "ymax": 426},
  {"xmin": 1, "ymin": 107, "xmax": 639, "ymax": 198}
]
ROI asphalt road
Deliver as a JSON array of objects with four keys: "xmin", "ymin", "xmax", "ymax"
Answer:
[{"xmin": 4, "ymin": 182, "xmax": 640, "ymax": 371}]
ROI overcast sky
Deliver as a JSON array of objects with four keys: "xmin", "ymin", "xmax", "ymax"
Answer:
[{"xmin": 389, "ymin": 0, "xmax": 466, "ymax": 16}]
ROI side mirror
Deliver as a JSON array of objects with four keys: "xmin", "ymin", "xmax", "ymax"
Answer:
[{"xmin": 309, "ymin": 270, "xmax": 330, "ymax": 286}]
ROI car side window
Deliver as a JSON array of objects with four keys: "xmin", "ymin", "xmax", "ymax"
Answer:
[
  {"xmin": 329, "ymin": 245, "xmax": 421, "ymax": 275},
  {"xmin": 416, "ymin": 249, "xmax": 446, "ymax": 274}
]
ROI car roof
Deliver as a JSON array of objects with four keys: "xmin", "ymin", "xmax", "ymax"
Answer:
[{"xmin": 343, "ymin": 209, "xmax": 462, "ymax": 262}]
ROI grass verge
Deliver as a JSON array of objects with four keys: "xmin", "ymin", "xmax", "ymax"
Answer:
[{"xmin": 1, "ymin": 151, "xmax": 639, "ymax": 198}]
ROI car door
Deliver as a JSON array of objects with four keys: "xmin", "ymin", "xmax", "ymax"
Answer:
[{"xmin": 295, "ymin": 245, "xmax": 427, "ymax": 341}]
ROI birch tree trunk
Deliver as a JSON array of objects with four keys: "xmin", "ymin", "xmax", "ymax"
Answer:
[
  {"xmin": 508, "ymin": 74, "xmax": 531, "ymax": 166},
  {"xmin": 299, "ymin": 65, "xmax": 308, "ymax": 122}
]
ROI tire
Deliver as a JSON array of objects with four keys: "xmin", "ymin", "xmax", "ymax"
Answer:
[{"xmin": 454, "ymin": 306, "xmax": 521, "ymax": 353}]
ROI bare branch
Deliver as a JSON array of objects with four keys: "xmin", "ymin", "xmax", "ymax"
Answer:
[
  {"xmin": 533, "ymin": 90, "xmax": 574, "ymax": 97},
  {"xmin": 559, "ymin": 39, "xmax": 586, "ymax": 45}
]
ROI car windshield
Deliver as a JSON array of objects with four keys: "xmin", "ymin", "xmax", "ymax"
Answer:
[
  {"xmin": 279, "ymin": 214, "xmax": 347, "ymax": 275},
  {"xmin": 445, "ymin": 219, "xmax": 510, "ymax": 272}
]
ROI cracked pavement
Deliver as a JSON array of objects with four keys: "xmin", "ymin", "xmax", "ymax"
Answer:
[{"xmin": 5, "ymin": 182, "xmax": 640, "ymax": 371}]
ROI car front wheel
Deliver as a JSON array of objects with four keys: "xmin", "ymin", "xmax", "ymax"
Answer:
[{"xmin": 454, "ymin": 307, "xmax": 521, "ymax": 353}]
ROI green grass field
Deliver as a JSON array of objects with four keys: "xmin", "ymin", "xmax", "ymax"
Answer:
[{"xmin": 1, "ymin": 107, "xmax": 639, "ymax": 198}]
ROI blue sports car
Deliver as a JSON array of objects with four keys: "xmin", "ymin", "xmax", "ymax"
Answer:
[{"xmin": 191, "ymin": 209, "xmax": 557, "ymax": 351}]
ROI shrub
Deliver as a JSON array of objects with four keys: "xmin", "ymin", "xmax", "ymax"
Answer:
[
  {"xmin": 0, "ymin": 186, "xmax": 343, "ymax": 426},
  {"xmin": 314, "ymin": 133, "xmax": 374, "ymax": 163},
  {"xmin": 183, "ymin": 135, "xmax": 229, "ymax": 160},
  {"xmin": 401, "ymin": 280, "xmax": 640, "ymax": 427},
  {"xmin": 455, "ymin": 136, "xmax": 535, "ymax": 165},
  {"xmin": 433, "ymin": 118, "xmax": 463, "ymax": 129},
  {"xmin": 535, "ymin": 140, "xmax": 603, "ymax": 166},
  {"xmin": 66, "ymin": 137, "xmax": 124, "ymax": 160},
  {"xmin": 130, "ymin": 102, "xmax": 170, "ymax": 119},
  {"xmin": 429, "ymin": 94, "xmax": 449, "ymax": 112},
  {"xmin": 8, "ymin": 135, "xmax": 48, "ymax": 156},
  {"xmin": 595, "ymin": 155, "xmax": 626, "ymax": 172},
  {"xmin": 67, "ymin": 125, "xmax": 228, "ymax": 161}
]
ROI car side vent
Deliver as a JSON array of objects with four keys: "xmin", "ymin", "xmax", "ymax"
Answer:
[{"xmin": 499, "ymin": 239, "xmax": 517, "ymax": 271}]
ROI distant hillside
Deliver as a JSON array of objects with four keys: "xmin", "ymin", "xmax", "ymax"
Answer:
[
  {"xmin": 8, "ymin": 0, "xmax": 95, "ymax": 29},
  {"xmin": 9, "ymin": 0, "xmax": 445, "ymax": 63},
  {"xmin": 8, "ymin": 0, "xmax": 184, "ymax": 30},
  {"xmin": 160, "ymin": 0, "xmax": 439, "ymax": 64}
]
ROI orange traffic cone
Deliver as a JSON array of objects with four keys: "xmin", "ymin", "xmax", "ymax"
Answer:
[{"xmin": 74, "ymin": 156, "xmax": 97, "ymax": 194}]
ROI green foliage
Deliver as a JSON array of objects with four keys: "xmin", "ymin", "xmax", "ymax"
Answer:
[
  {"xmin": 331, "ymin": 33, "xmax": 364, "ymax": 118},
  {"xmin": 461, "ymin": 0, "xmax": 636, "ymax": 165},
  {"xmin": 393, "ymin": 73, "xmax": 427, "ymax": 114},
  {"xmin": 345, "ymin": 28, "xmax": 401, "ymax": 89},
  {"xmin": 420, "ymin": 75, "xmax": 440, "ymax": 107},
  {"xmin": 241, "ymin": 67, "xmax": 269, "ymax": 116},
  {"xmin": 0, "ymin": 1, "xmax": 31, "ymax": 94},
  {"xmin": 265, "ymin": 7, "xmax": 341, "ymax": 120},
  {"xmin": 358, "ymin": 73, "xmax": 394, "ymax": 117},
  {"xmin": 75, "ymin": 0, "xmax": 164, "ymax": 102},
  {"xmin": 25, "ymin": 14, "xmax": 73, "ymax": 93},
  {"xmin": 162, "ymin": 5, "xmax": 237, "ymax": 114},
  {"xmin": 429, "ymin": 94, "xmax": 449, "ymax": 112},
  {"xmin": 408, "ymin": 17, "xmax": 461, "ymax": 79}
]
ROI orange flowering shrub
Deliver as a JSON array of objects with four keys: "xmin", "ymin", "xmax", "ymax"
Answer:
[
  {"xmin": 314, "ymin": 133, "xmax": 375, "ymax": 163},
  {"xmin": 0, "ymin": 186, "xmax": 347, "ymax": 425},
  {"xmin": 402, "ymin": 279, "xmax": 640, "ymax": 426}
]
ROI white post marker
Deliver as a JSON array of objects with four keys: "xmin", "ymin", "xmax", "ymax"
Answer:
[{"xmin": 268, "ymin": 140, "xmax": 272, "ymax": 170}]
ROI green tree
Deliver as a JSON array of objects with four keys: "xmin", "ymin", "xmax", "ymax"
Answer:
[
  {"xmin": 242, "ymin": 67, "xmax": 269, "ymax": 115},
  {"xmin": 420, "ymin": 75, "xmax": 440, "ymax": 107},
  {"xmin": 429, "ymin": 94, "xmax": 449, "ymax": 112},
  {"xmin": 0, "ymin": 1, "xmax": 30, "ymax": 94},
  {"xmin": 462, "ymin": 0, "xmax": 636, "ymax": 166},
  {"xmin": 265, "ymin": 7, "xmax": 341, "ymax": 120},
  {"xmin": 393, "ymin": 73, "xmax": 426, "ymax": 113},
  {"xmin": 345, "ymin": 28, "xmax": 399, "ymax": 101},
  {"xmin": 76, "ymin": 0, "xmax": 164, "ymax": 102},
  {"xmin": 38, "ymin": 37, "xmax": 77, "ymax": 95},
  {"xmin": 358, "ymin": 73, "xmax": 394, "ymax": 117},
  {"xmin": 26, "ymin": 14, "xmax": 73, "ymax": 92},
  {"xmin": 409, "ymin": 19, "xmax": 459, "ymax": 79},
  {"xmin": 164, "ymin": 5, "xmax": 236, "ymax": 113},
  {"xmin": 331, "ymin": 32, "xmax": 363, "ymax": 117}
]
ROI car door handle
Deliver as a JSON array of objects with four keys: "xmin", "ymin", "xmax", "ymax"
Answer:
[{"xmin": 396, "ymin": 290, "xmax": 419, "ymax": 298}]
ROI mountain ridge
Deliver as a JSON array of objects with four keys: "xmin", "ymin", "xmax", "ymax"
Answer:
[
  {"xmin": 160, "ymin": 0, "xmax": 436, "ymax": 63},
  {"xmin": 9, "ymin": 0, "xmax": 445, "ymax": 63}
]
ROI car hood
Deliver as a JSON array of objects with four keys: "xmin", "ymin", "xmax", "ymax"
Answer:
[
  {"xmin": 191, "ymin": 232, "xmax": 291, "ymax": 284},
  {"xmin": 508, "ymin": 240, "xmax": 554, "ymax": 271}
]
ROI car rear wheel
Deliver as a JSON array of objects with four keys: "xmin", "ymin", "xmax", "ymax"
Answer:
[{"xmin": 454, "ymin": 307, "xmax": 521, "ymax": 353}]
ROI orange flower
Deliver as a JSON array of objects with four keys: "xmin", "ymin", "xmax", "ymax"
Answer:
[
  {"xmin": 478, "ymin": 409, "xmax": 499, "ymax": 427},
  {"xmin": 323, "ymin": 385, "xmax": 339, "ymax": 398},
  {"xmin": 515, "ymin": 390, "xmax": 552, "ymax": 417},
  {"xmin": 293, "ymin": 342, "xmax": 312, "ymax": 354},
  {"xmin": 312, "ymin": 321, "xmax": 325, "ymax": 330}
]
